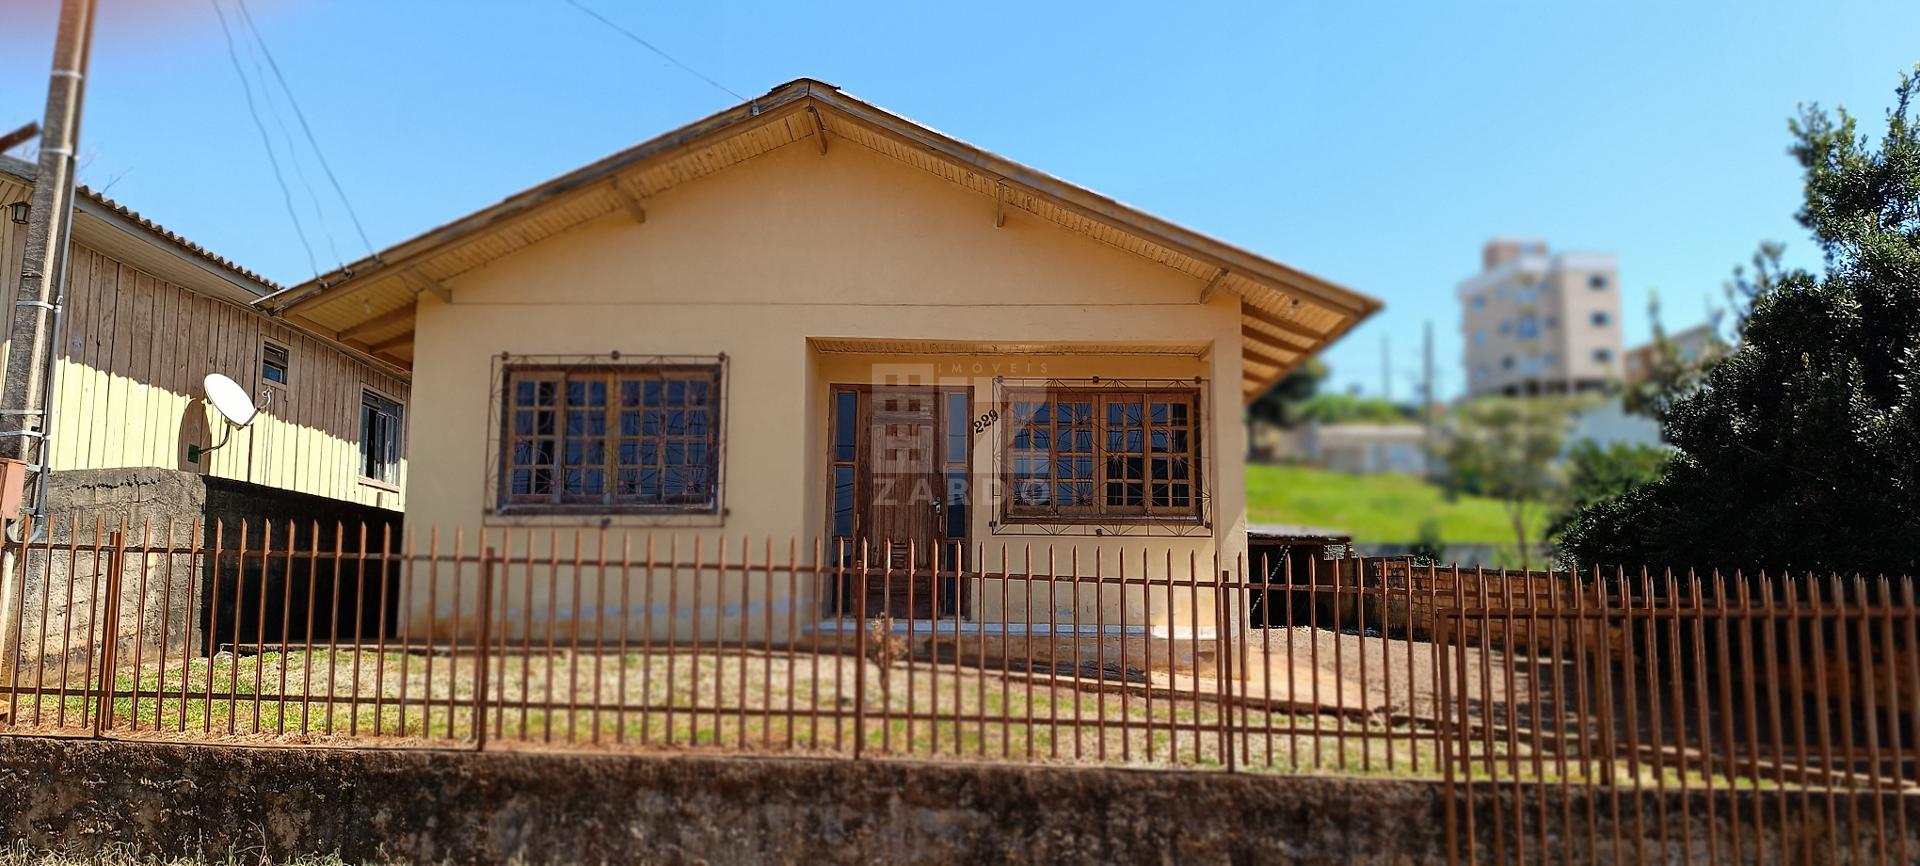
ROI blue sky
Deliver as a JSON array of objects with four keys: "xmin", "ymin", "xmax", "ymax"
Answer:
[{"xmin": 3, "ymin": 0, "xmax": 1916, "ymax": 398}]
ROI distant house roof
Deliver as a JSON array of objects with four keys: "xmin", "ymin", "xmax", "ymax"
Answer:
[
  {"xmin": 256, "ymin": 78, "xmax": 1381, "ymax": 397},
  {"xmin": 1248, "ymin": 522, "xmax": 1353, "ymax": 544}
]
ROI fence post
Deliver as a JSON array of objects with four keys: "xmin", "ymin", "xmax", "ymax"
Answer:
[
  {"xmin": 92, "ymin": 531, "xmax": 123, "ymax": 738},
  {"xmin": 1214, "ymin": 564, "xmax": 1236, "ymax": 772},
  {"xmin": 852, "ymin": 542, "xmax": 868, "ymax": 760},
  {"xmin": 473, "ymin": 542, "xmax": 496, "ymax": 752},
  {"xmin": 1436, "ymin": 608, "xmax": 1460, "ymax": 866}
]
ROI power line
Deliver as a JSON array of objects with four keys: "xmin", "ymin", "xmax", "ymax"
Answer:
[
  {"xmin": 208, "ymin": 0, "xmax": 318, "ymax": 277},
  {"xmin": 232, "ymin": 0, "xmax": 379, "ymax": 262},
  {"xmin": 236, "ymin": 5, "xmax": 345, "ymax": 271},
  {"xmin": 562, "ymin": 0, "xmax": 748, "ymax": 103}
]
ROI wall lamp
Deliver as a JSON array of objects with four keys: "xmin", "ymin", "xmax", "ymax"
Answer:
[{"xmin": 6, "ymin": 202, "xmax": 26, "ymax": 225}]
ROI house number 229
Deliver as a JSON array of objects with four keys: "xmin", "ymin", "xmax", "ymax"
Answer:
[{"xmin": 970, "ymin": 408, "xmax": 1000, "ymax": 435}]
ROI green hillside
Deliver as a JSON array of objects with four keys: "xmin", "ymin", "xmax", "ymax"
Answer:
[{"xmin": 1246, "ymin": 463, "xmax": 1547, "ymax": 544}]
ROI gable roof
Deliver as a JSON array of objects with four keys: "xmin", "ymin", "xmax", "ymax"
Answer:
[{"xmin": 256, "ymin": 79, "xmax": 1380, "ymax": 401}]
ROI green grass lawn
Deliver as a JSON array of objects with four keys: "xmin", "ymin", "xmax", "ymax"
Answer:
[{"xmin": 1247, "ymin": 463, "xmax": 1548, "ymax": 544}]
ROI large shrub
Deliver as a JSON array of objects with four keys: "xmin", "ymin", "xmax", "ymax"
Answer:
[{"xmin": 1560, "ymin": 68, "xmax": 1920, "ymax": 574}]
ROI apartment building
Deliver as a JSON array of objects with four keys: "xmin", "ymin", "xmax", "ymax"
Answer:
[{"xmin": 1459, "ymin": 238, "xmax": 1622, "ymax": 397}]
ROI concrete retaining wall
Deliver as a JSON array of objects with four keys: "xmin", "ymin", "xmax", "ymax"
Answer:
[
  {"xmin": 12, "ymin": 469, "xmax": 402, "ymax": 688},
  {"xmin": 0, "ymin": 737, "xmax": 1910, "ymax": 864}
]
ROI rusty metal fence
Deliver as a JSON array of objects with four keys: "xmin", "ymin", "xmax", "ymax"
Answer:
[{"xmin": 1, "ymin": 514, "xmax": 1915, "ymax": 863}]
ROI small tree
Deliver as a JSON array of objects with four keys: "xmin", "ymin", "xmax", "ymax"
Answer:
[{"xmin": 1442, "ymin": 398, "xmax": 1572, "ymax": 572}]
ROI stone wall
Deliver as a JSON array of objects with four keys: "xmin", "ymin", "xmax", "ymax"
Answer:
[{"xmin": 0, "ymin": 737, "xmax": 1909, "ymax": 864}]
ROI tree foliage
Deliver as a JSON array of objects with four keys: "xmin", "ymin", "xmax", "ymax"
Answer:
[
  {"xmin": 1623, "ymin": 289, "xmax": 1728, "ymax": 421},
  {"xmin": 1561, "ymin": 67, "xmax": 1920, "ymax": 574},
  {"xmin": 1246, "ymin": 358, "xmax": 1328, "ymax": 428},
  {"xmin": 1294, "ymin": 393, "xmax": 1417, "ymax": 426},
  {"xmin": 1546, "ymin": 441, "xmax": 1670, "ymax": 543}
]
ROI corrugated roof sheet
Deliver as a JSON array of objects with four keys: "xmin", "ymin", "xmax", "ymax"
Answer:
[{"xmin": 0, "ymin": 154, "xmax": 282, "ymax": 294}]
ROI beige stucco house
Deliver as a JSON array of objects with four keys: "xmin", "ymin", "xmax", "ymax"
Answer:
[{"xmin": 261, "ymin": 79, "xmax": 1379, "ymax": 646}]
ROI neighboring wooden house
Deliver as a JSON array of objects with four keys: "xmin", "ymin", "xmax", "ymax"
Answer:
[
  {"xmin": 0, "ymin": 155, "xmax": 410, "ymax": 515},
  {"xmin": 262, "ymin": 79, "xmax": 1380, "ymax": 642}
]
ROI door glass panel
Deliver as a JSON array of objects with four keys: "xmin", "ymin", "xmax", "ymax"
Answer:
[
  {"xmin": 833, "ymin": 390, "xmax": 858, "ymax": 462},
  {"xmin": 944, "ymin": 392, "xmax": 968, "ymax": 464},
  {"xmin": 832, "ymin": 465, "xmax": 855, "ymax": 537},
  {"xmin": 945, "ymin": 469, "xmax": 967, "ymax": 538}
]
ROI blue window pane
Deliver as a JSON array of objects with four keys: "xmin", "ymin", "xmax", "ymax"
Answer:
[
  {"xmin": 944, "ymin": 393, "xmax": 967, "ymax": 464},
  {"xmin": 832, "ymin": 466, "xmax": 855, "ymax": 537},
  {"xmin": 833, "ymin": 392, "xmax": 858, "ymax": 461}
]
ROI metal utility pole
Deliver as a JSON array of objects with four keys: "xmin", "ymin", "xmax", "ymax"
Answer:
[
  {"xmin": 0, "ymin": 0, "xmax": 99, "ymax": 715},
  {"xmin": 3, "ymin": 0, "xmax": 96, "ymax": 508},
  {"xmin": 1380, "ymin": 333, "xmax": 1391, "ymax": 402}
]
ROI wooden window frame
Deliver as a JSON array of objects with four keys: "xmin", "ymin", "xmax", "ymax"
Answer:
[
  {"xmin": 358, "ymin": 387, "xmax": 404, "ymax": 487},
  {"xmin": 261, "ymin": 340, "xmax": 290, "ymax": 389},
  {"xmin": 497, "ymin": 362, "xmax": 724, "ymax": 515},
  {"xmin": 999, "ymin": 386, "xmax": 1203, "ymax": 525}
]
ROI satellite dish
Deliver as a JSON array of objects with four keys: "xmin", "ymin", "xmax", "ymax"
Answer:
[{"xmin": 203, "ymin": 373, "xmax": 259, "ymax": 427}]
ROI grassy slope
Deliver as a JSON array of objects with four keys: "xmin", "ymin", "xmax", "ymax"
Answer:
[{"xmin": 1246, "ymin": 463, "xmax": 1547, "ymax": 544}]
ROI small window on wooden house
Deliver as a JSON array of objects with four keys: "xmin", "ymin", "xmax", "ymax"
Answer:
[
  {"xmin": 498, "ymin": 363, "xmax": 723, "ymax": 513},
  {"xmin": 262, "ymin": 342, "xmax": 290, "ymax": 387},
  {"xmin": 360, "ymin": 389, "xmax": 403, "ymax": 485}
]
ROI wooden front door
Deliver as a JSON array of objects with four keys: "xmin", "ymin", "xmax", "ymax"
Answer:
[{"xmin": 827, "ymin": 384, "xmax": 970, "ymax": 619}]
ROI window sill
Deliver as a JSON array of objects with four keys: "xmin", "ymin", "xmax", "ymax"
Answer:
[
  {"xmin": 998, "ymin": 514, "xmax": 1206, "ymax": 527},
  {"xmin": 482, "ymin": 510, "xmax": 727, "ymax": 529},
  {"xmin": 358, "ymin": 477, "xmax": 402, "ymax": 494}
]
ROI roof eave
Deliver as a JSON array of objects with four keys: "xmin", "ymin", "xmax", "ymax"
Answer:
[{"xmin": 266, "ymin": 78, "xmax": 1380, "ymax": 322}]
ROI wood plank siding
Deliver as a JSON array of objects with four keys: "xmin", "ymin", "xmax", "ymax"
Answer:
[{"xmin": 0, "ymin": 216, "xmax": 406, "ymax": 511}]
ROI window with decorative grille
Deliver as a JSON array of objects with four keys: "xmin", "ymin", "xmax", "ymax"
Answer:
[
  {"xmin": 499, "ymin": 364, "xmax": 722, "ymax": 512},
  {"xmin": 1002, "ymin": 388, "xmax": 1201, "ymax": 522}
]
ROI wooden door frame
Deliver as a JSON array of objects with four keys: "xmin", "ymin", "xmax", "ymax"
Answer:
[
  {"xmin": 824, "ymin": 382, "xmax": 973, "ymax": 550},
  {"xmin": 824, "ymin": 382, "xmax": 974, "ymax": 615}
]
